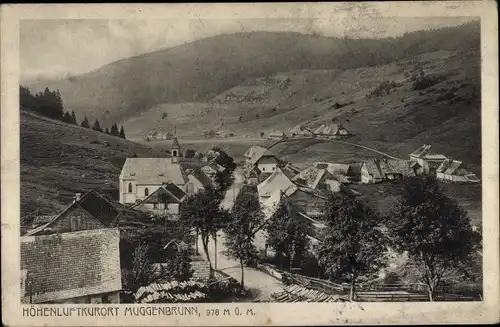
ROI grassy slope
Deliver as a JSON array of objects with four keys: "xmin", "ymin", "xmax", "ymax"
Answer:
[
  {"xmin": 20, "ymin": 110, "xmax": 168, "ymax": 216},
  {"xmin": 26, "ymin": 22, "xmax": 479, "ymax": 127}
]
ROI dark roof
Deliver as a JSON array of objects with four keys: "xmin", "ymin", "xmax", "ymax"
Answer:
[
  {"xmin": 78, "ymin": 190, "xmax": 120, "ymax": 227},
  {"xmin": 190, "ymin": 169, "xmax": 214, "ymax": 188},
  {"xmin": 21, "ymin": 228, "xmax": 121, "ymax": 303},
  {"xmin": 163, "ymin": 182, "xmax": 187, "ymax": 201},
  {"xmin": 172, "ymin": 137, "xmax": 181, "ymax": 149},
  {"xmin": 25, "ymin": 190, "xmax": 120, "ymax": 236},
  {"xmin": 132, "ymin": 183, "xmax": 186, "ymax": 208}
]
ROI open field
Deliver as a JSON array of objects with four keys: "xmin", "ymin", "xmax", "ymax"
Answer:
[{"xmin": 20, "ymin": 110, "xmax": 168, "ymax": 216}]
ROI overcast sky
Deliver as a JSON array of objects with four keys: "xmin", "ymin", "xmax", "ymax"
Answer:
[{"xmin": 20, "ymin": 16, "xmax": 476, "ymax": 81}]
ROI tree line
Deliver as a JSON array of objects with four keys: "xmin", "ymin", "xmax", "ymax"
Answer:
[
  {"xmin": 179, "ymin": 174, "xmax": 480, "ymax": 302},
  {"xmin": 20, "ymin": 85, "xmax": 126, "ymax": 139}
]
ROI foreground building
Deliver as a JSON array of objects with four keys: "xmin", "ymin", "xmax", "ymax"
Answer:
[
  {"xmin": 244, "ymin": 145, "xmax": 281, "ymax": 183},
  {"xmin": 131, "ymin": 182, "xmax": 187, "ymax": 218},
  {"xmin": 21, "ymin": 228, "xmax": 122, "ymax": 304},
  {"xmin": 25, "ymin": 190, "xmax": 120, "ymax": 236}
]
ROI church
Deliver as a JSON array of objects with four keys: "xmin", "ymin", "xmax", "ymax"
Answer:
[{"xmin": 119, "ymin": 137, "xmax": 187, "ymax": 205}]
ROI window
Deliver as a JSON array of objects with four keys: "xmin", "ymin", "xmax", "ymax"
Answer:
[
  {"xmin": 153, "ymin": 203, "xmax": 158, "ymax": 209},
  {"xmin": 272, "ymin": 166, "xmax": 276, "ymax": 171},
  {"xmin": 262, "ymin": 167, "xmax": 265, "ymax": 172},
  {"xmin": 187, "ymin": 183, "xmax": 194, "ymax": 193},
  {"xmin": 128, "ymin": 183, "xmax": 133, "ymax": 193},
  {"xmin": 102, "ymin": 295, "xmax": 111, "ymax": 304},
  {"xmin": 145, "ymin": 188, "xmax": 149, "ymax": 196}
]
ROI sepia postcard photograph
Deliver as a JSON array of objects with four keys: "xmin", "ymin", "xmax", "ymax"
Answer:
[{"xmin": 1, "ymin": 2, "xmax": 499, "ymax": 326}]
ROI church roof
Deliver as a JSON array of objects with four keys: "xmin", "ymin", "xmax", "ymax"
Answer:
[{"xmin": 172, "ymin": 137, "xmax": 180, "ymax": 149}]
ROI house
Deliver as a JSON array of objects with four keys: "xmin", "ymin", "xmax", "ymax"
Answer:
[
  {"xmin": 361, "ymin": 159, "xmax": 415, "ymax": 184},
  {"xmin": 292, "ymin": 166, "xmax": 339, "ymax": 193},
  {"xmin": 247, "ymin": 166, "xmax": 272, "ymax": 185},
  {"xmin": 268, "ymin": 130, "xmax": 287, "ymax": 140},
  {"xmin": 361, "ymin": 159, "xmax": 385, "ymax": 184},
  {"xmin": 244, "ymin": 145, "xmax": 281, "ymax": 178},
  {"xmin": 409, "ymin": 145, "xmax": 447, "ymax": 174},
  {"xmin": 119, "ymin": 157, "xmax": 189, "ymax": 205},
  {"xmin": 289, "ymin": 124, "xmax": 313, "ymax": 138},
  {"xmin": 436, "ymin": 159, "xmax": 480, "ymax": 183},
  {"xmin": 260, "ymin": 190, "xmax": 326, "ymax": 255},
  {"xmin": 257, "ymin": 168, "xmax": 328, "ymax": 216},
  {"xmin": 131, "ymin": 183, "xmax": 186, "ymax": 218},
  {"xmin": 201, "ymin": 162, "xmax": 225, "ymax": 180},
  {"xmin": 25, "ymin": 190, "xmax": 120, "ymax": 236},
  {"xmin": 282, "ymin": 162, "xmax": 302, "ymax": 179},
  {"xmin": 21, "ymin": 228, "xmax": 121, "ymax": 304},
  {"xmin": 314, "ymin": 123, "xmax": 351, "ymax": 139},
  {"xmin": 185, "ymin": 168, "xmax": 214, "ymax": 194}
]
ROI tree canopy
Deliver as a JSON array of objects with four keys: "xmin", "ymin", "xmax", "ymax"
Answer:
[
  {"xmin": 179, "ymin": 186, "xmax": 229, "ymax": 275},
  {"xmin": 387, "ymin": 176, "xmax": 480, "ymax": 301},
  {"xmin": 224, "ymin": 184, "xmax": 264, "ymax": 289},
  {"xmin": 318, "ymin": 191, "xmax": 386, "ymax": 301},
  {"xmin": 266, "ymin": 194, "xmax": 311, "ymax": 271}
]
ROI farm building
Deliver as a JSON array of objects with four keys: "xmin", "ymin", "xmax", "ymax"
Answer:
[
  {"xmin": 131, "ymin": 182, "xmax": 186, "ymax": 218},
  {"xmin": 21, "ymin": 228, "xmax": 121, "ymax": 304},
  {"xmin": 282, "ymin": 162, "xmax": 302, "ymax": 179},
  {"xmin": 244, "ymin": 145, "xmax": 281, "ymax": 179},
  {"xmin": 436, "ymin": 159, "xmax": 480, "ymax": 183},
  {"xmin": 292, "ymin": 166, "xmax": 345, "ymax": 193},
  {"xmin": 289, "ymin": 124, "xmax": 314, "ymax": 138},
  {"xmin": 257, "ymin": 168, "xmax": 329, "ymax": 217},
  {"xmin": 361, "ymin": 159, "xmax": 415, "ymax": 184},
  {"xmin": 201, "ymin": 162, "xmax": 225, "ymax": 180},
  {"xmin": 260, "ymin": 190, "xmax": 327, "ymax": 256},
  {"xmin": 25, "ymin": 190, "xmax": 120, "ymax": 236},
  {"xmin": 185, "ymin": 168, "xmax": 214, "ymax": 194},
  {"xmin": 268, "ymin": 130, "xmax": 287, "ymax": 140},
  {"xmin": 313, "ymin": 123, "xmax": 351, "ymax": 139},
  {"xmin": 409, "ymin": 144, "xmax": 447, "ymax": 174}
]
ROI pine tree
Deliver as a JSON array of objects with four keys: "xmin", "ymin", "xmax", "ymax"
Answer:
[
  {"xmin": 110, "ymin": 123, "xmax": 119, "ymax": 136},
  {"xmin": 104, "ymin": 127, "xmax": 110, "ymax": 134},
  {"xmin": 92, "ymin": 119, "xmax": 103, "ymax": 132},
  {"xmin": 70, "ymin": 110, "xmax": 77, "ymax": 125},
  {"xmin": 62, "ymin": 111, "xmax": 72, "ymax": 124},
  {"xmin": 81, "ymin": 116, "xmax": 90, "ymax": 128},
  {"xmin": 119, "ymin": 126, "xmax": 126, "ymax": 139}
]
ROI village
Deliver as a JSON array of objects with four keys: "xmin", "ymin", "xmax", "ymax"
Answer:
[{"xmin": 20, "ymin": 126, "xmax": 482, "ymax": 304}]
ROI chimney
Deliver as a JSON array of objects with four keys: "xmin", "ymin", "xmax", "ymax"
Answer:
[{"xmin": 73, "ymin": 193, "xmax": 82, "ymax": 203}]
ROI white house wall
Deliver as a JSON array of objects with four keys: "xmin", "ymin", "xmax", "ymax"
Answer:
[{"xmin": 257, "ymin": 157, "xmax": 279, "ymax": 174}]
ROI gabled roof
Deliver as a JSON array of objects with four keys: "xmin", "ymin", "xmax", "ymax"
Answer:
[
  {"xmin": 78, "ymin": 189, "xmax": 121, "ymax": 226},
  {"xmin": 120, "ymin": 158, "xmax": 188, "ymax": 185},
  {"xmin": 292, "ymin": 166, "xmax": 337, "ymax": 190},
  {"xmin": 379, "ymin": 159, "xmax": 414, "ymax": 176},
  {"xmin": 244, "ymin": 146, "xmax": 277, "ymax": 165},
  {"xmin": 437, "ymin": 159, "xmax": 464, "ymax": 175},
  {"xmin": 409, "ymin": 144, "xmax": 432, "ymax": 158},
  {"xmin": 188, "ymin": 169, "xmax": 214, "ymax": 189},
  {"xmin": 132, "ymin": 183, "xmax": 186, "ymax": 208},
  {"xmin": 314, "ymin": 123, "xmax": 348, "ymax": 136},
  {"xmin": 282, "ymin": 162, "xmax": 302, "ymax": 178},
  {"xmin": 409, "ymin": 145, "xmax": 446, "ymax": 161},
  {"xmin": 362, "ymin": 159, "xmax": 384, "ymax": 180},
  {"xmin": 314, "ymin": 162, "xmax": 351, "ymax": 175},
  {"xmin": 257, "ymin": 168, "xmax": 298, "ymax": 198},
  {"xmin": 26, "ymin": 190, "xmax": 120, "ymax": 236},
  {"xmin": 21, "ymin": 228, "xmax": 121, "ymax": 303},
  {"xmin": 171, "ymin": 137, "xmax": 180, "ymax": 149}
]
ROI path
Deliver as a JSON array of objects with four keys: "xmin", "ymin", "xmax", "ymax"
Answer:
[
  {"xmin": 198, "ymin": 167, "xmax": 283, "ymax": 301},
  {"xmin": 268, "ymin": 137, "xmax": 401, "ymax": 160}
]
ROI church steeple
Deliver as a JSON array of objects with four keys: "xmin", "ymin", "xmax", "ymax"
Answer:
[{"xmin": 171, "ymin": 137, "xmax": 181, "ymax": 158}]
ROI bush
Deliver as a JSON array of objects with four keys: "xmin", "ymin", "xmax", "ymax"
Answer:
[
  {"xmin": 368, "ymin": 80, "xmax": 400, "ymax": 97},
  {"xmin": 184, "ymin": 149, "xmax": 196, "ymax": 159}
]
